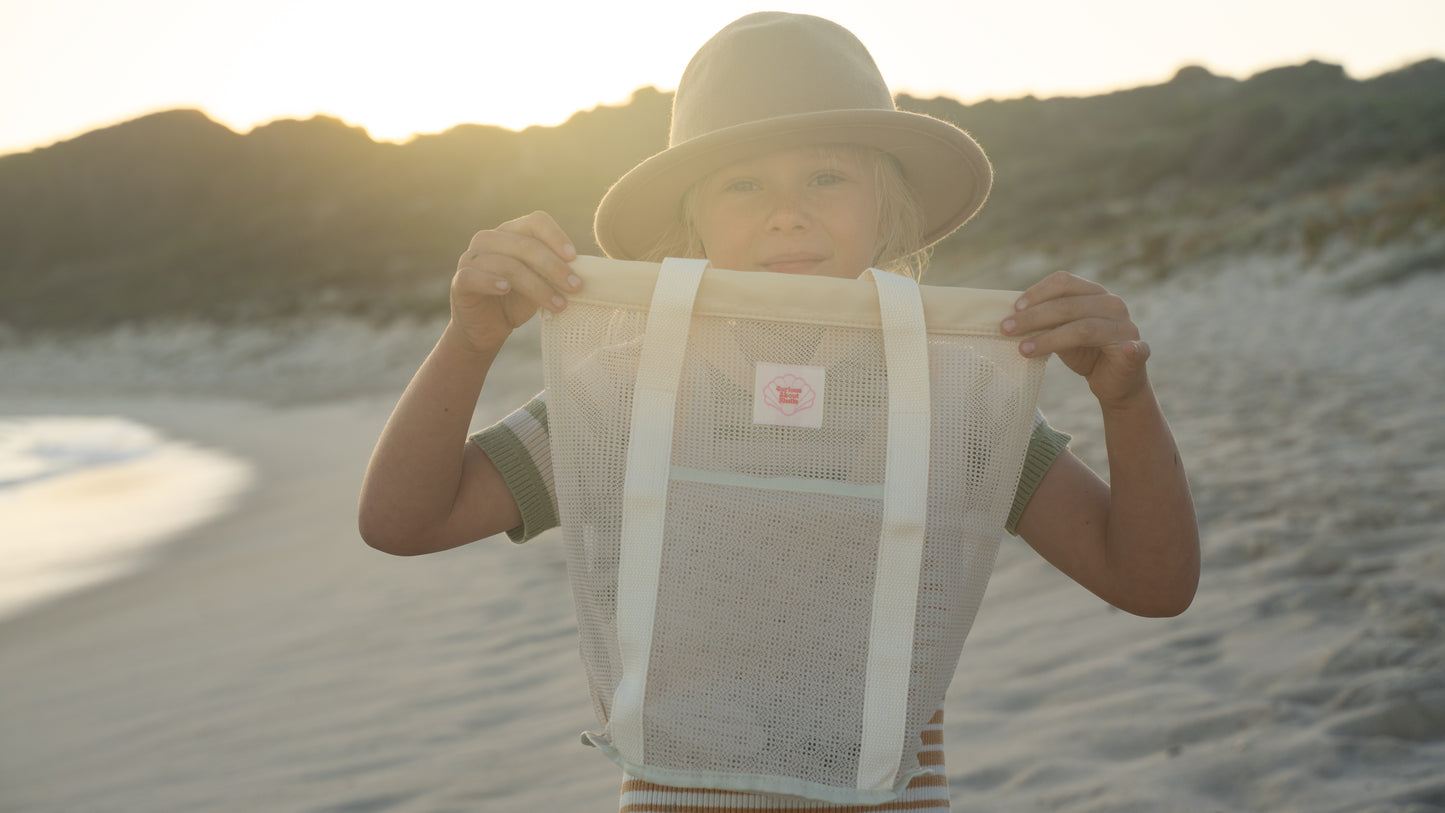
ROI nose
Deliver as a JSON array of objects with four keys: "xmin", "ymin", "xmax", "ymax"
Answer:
[{"xmin": 764, "ymin": 189, "xmax": 811, "ymax": 232}]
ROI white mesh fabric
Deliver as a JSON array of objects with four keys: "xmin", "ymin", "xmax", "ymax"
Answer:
[{"xmin": 542, "ymin": 256, "xmax": 1046, "ymax": 804}]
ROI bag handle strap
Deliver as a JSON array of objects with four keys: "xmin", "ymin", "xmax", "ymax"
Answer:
[
  {"xmin": 611, "ymin": 257, "xmax": 708, "ymax": 762},
  {"xmin": 857, "ymin": 268, "xmax": 932, "ymax": 791}
]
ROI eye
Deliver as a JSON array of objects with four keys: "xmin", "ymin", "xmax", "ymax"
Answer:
[
  {"xmin": 723, "ymin": 178, "xmax": 759, "ymax": 193},
  {"xmin": 811, "ymin": 171, "xmax": 845, "ymax": 187}
]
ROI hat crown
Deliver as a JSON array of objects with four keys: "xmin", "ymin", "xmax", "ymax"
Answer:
[{"xmin": 670, "ymin": 12, "xmax": 896, "ymax": 147}]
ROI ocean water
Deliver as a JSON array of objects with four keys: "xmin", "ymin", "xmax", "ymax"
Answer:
[{"xmin": 0, "ymin": 415, "xmax": 254, "ymax": 621}]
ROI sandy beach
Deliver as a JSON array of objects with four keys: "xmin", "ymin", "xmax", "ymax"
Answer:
[{"xmin": 2, "ymin": 258, "xmax": 1443, "ymax": 812}]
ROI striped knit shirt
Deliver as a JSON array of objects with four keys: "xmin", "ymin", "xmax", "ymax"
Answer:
[{"xmin": 470, "ymin": 392, "xmax": 1071, "ymax": 811}]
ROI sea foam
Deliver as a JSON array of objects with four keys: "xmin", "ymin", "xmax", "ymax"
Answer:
[{"xmin": 0, "ymin": 415, "xmax": 254, "ymax": 620}]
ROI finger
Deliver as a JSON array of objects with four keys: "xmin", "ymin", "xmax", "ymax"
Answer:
[
  {"xmin": 1014, "ymin": 270, "xmax": 1106, "ymax": 310},
  {"xmin": 457, "ymin": 254, "xmax": 569, "ymax": 313},
  {"xmin": 451, "ymin": 265, "xmax": 511, "ymax": 300},
  {"xmin": 450, "ymin": 267, "xmax": 542, "ymax": 335},
  {"xmin": 1099, "ymin": 338, "xmax": 1151, "ymax": 365},
  {"xmin": 1019, "ymin": 317, "xmax": 1139, "ymax": 358},
  {"xmin": 461, "ymin": 229, "xmax": 581, "ymax": 297},
  {"xmin": 1003, "ymin": 293, "xmax": 1129, "ymax": 336},
  {"xmin": 498, "ymin": 210, "xmax": 579, "ymax": 265}
]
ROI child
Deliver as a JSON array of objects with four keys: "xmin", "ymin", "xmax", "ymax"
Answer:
[{"xmin": 359, "ymin": 12, "xmax": 1199, "ymax": 811}]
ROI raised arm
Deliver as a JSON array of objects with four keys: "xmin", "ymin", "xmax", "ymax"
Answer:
[
  {"xmin": 357, "ymin": 212, "xmax": 580, "ymax": 556},
  {"xmin": 1004, "ymin": 271, "xmax": 1200, "ymax": 617}
]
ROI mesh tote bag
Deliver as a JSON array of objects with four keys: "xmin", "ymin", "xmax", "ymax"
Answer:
[{"xmin": 540, "ymin": 256, "xmax": 1047, "ymax": 804}]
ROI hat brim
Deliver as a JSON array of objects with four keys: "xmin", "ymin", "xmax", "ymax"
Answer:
[{"xmin": 593, "ymin": 108, "xmax": 992, "ymax": 262}]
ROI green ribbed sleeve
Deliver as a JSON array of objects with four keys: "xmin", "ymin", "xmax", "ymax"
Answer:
[
  {"xmin": 467, "ymin": 394, "xmax": 558, "ymax": 544},
  {"xmin": 1004, "ymin": 415, "xmax": 1072, "ymax": 536}
]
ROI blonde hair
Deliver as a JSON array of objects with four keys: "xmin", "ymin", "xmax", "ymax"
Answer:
[{"xmin": 640, "ymin": 146, "xmax": 930, "ymax": 279}]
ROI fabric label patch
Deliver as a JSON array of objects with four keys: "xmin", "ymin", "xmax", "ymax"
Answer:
[{"xmin": 753, "ymin": 363, "xmax": 825, "ymax": 428}]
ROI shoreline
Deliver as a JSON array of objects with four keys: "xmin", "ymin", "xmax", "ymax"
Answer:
[{"xmin": 0, "ymin": 412, "xmax": 255, "ymax": 623}]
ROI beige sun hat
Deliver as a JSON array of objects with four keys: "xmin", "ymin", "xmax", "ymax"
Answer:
[{"xmin": 593, "ymin": 12, "xmax": 993, "ymax": 261}]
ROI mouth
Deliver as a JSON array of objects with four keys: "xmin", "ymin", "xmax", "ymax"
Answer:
[{"xmin": 759, "ymin": 255, "xmax": 826, "ymax": 275}]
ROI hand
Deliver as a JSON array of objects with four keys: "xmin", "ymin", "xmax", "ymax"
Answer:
[
  {"xmin": 1001, "ymin": 270, "xmax": 1151, "ymax": 408},
  {"xmin": 450, "ymin": 211, "xmax": 581, "ymax": 353}
]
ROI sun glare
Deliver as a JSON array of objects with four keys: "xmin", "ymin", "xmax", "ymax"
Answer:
[{"xmin": 203, "ymin": 0, "xmax": 697, "ymax": 143}]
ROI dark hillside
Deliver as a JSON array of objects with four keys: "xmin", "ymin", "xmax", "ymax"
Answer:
[
  {"xmin": 1, "ymin": 63, "xmax": 1440, "ymax": 333},
  {"xmin": 900, "ymin": 59, "xmax": 1445, "ymax": 269}
]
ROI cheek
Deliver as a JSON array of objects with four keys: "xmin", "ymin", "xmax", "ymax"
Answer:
[
  {"xmin": 695, "ymin": 207, "xmax": 755, "ymax": 265},
  {"xmin": 843, "ymin": 205, "xmax": 883, "ymax": 259}
]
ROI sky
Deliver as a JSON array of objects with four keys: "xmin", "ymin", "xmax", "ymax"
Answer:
[{"xmin": 2, "ymin": 0, "xmax": 1443, "ymax": 157}]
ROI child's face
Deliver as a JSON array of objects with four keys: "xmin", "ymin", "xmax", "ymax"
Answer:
[{"xmin": 692, "ymin": 146, "xmax": 881, "ymax": 280}]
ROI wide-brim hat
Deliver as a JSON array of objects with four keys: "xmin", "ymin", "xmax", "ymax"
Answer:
[{"xmin": 593, "ymin": 12, "xmax": 993, "ymax": 261}]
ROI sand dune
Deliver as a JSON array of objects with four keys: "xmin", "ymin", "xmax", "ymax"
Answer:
[{"xmin": 1, "ymin": 259, "xmax": 1442, "ymax": 812}]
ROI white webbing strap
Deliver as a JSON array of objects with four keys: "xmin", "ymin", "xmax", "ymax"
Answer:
[
  {"xmin": 857, "ymin": 268, "xmax": 932, "ymax": 791},
  {"xmin": 611, "ymin": 257, "xmax": 708, "ymax": 763}
]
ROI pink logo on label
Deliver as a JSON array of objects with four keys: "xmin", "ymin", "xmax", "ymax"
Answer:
[{"xmin": 763, "ymin": 374, "xmax": 817, "ymax": 416}]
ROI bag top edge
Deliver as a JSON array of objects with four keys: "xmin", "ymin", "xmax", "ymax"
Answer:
[{"xmin": 569, "ymin": 256, "xmax": 1023, "ymax": 335}]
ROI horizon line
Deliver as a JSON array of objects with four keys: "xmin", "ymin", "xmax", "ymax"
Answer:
[{"xmin": 5, "ymin": 53, "xmax": 1440, "ymax": 160}]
